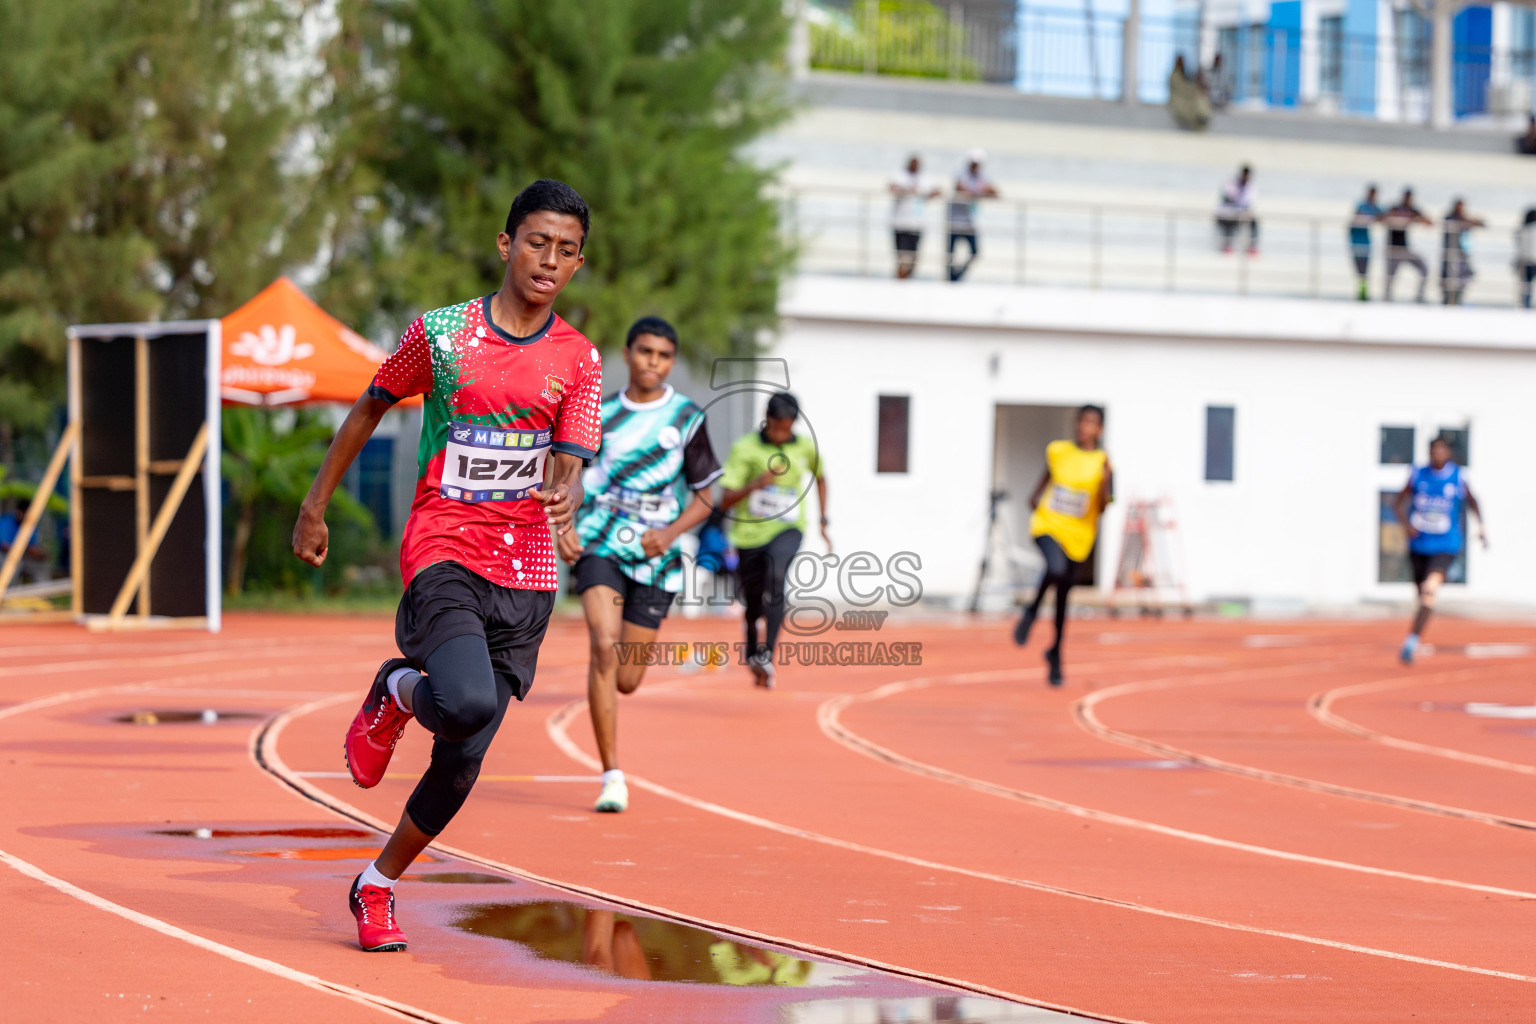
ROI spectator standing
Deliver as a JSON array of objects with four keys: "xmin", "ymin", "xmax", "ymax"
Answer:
[
  {"xmin": 1167, "ymin": 55, "xmax": 1212, "ymax": 131},
  {"xmin": 1515, "ymin": 208, "xmax": 1536, "ymax": 308},
  {"xmin": 1439, "ymin": 198, "xmax": 1485, "ymax": 305},
  {"xmin": 947, "ymin": 149, "xmax": 999, "ymax": 282},
  {"xmin": 889, "ymin": 156, "xmax": 940, "ymax": 280},
  {"xmin": 1215, "ymin": 165, "xmax": 1258, "ymax": 255},
  {"xmin": 1348, "ymin": 184, "xmax": 1383, "ymax": 301},
  {"xmin": 1205, "ymin": 53, "xmax": 1230, "ymax": 110},
  {"xmin": 1383, "ymin": 189, "xmax": 1432, "ymax": 303},
  {"xmin": 1517, "ymin": 114, "xmax": 1536, "ymax": 156}
]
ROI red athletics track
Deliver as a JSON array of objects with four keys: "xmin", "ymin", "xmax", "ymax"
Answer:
[{"xmin": 3, "ymin": 611, "xmax": 1535, "ymax": 1022}]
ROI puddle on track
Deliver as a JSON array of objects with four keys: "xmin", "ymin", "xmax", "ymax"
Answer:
[
  {"xmin": 111, "ymin": 709, "xmax": 263, "ymax": 725},
  {"xmin": 154, "ymin": 827, "xmax": 371, "ymax": 839}
]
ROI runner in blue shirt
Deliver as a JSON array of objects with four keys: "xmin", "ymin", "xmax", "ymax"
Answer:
[{"xmin": 1392, "ymin": 435, "xmax": 1487, "ymax": 664}]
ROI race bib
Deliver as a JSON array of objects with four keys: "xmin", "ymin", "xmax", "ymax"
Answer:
[
  {"xmin": 748, "ymin": 485, "xmax": 799, "ymax": 521},
  {"xmin": 597, "ymin": 486, "xmax": 680, "ymax": 529},
  {"xmin": 1409, "ymin": 509, "xmax": 1452, "ymax": 534},
  {"xmin": 1047, "ymin": 484, "xmax": 1091, "ymax": 519},
  {"xmin": 439, "ymin": 421, "xmax": 550, "ymax": 503}
]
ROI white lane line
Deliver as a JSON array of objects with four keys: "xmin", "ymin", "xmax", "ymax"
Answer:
[
  {"xmin": 1309, "ymin": 669, "xmax": 1536, "ymax": 776},
  {"xmin": 292, "ymin": 772, "xmax": 600, "ymax": 782},
  {"xmin": 249, "ymin": 697, "xmax": 1111, "ymax": 1022},
  {"xmin": 1075, "ymin": 667, "xmax": 1536, "ymax": 832},
  {"xmin": 819, "ymin": 672, "xmax": 1536, "ymax": 900},
  {"xmin": 0, "ymin": 848, "xmax": 462, "ymax": 1024},
  {"xmin": 543, "ymin": 695, "xmax": 1536, "ymax": 986}
]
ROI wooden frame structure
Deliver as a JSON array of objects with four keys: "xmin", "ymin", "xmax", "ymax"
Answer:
[{"xmin": 61, "ymin": 320, "xmax": 222, "ymax": 632}]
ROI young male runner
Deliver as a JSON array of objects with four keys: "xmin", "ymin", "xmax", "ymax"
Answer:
[
  {"xmin": 1012, "ymin": 405, "xmax": 1112, "ymax": 687},
  {"xmin": 291, "ymin": 180, "xmax": 602, "ymax": 952},
  {"xmin": 719, "ymin": 392, "xmax": 829, "ymax": 688},
  {"xmin": 558, "ymin": 317, "xmax": 721, "ymax": 814},
  {"xmin": 1393, "ymin": 434, "xmax": 1486, "ymax": 665}
]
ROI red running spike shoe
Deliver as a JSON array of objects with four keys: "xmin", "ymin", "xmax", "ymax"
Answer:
[
  {"xmin": 344, "ymin": 658, "xmax": 415, "ymax": 789},
  {"xmin": 349, "ymin": 874, "xmax": 407, "ymax": 952}
]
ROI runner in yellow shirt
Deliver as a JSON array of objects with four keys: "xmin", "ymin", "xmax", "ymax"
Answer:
[{"xmin": 1012, "ymin": 405, "xmax": 1112, "ymax": 686}]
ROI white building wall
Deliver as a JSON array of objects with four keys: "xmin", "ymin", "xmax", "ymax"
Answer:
[{"xmin": 774, "ymin": 275, "xmax": 1536, "ymax": 611}]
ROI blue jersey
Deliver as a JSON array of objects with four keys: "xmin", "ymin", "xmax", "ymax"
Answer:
[
  {"xmin": 1406, "ymin": 463, "xmax": 1467, "ymax": 555},
  {"xmin": 576, "ymin": 385, "xmax": 721, "ymax": 591}
]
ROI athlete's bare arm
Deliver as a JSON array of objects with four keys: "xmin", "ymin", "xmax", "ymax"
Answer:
[
  {"xmin": 815, "ymin": 475, "xmax": 831, "ymax": 552},
  {"xmin": 1099, "ymin": 461, "xmax": 1115, "ymax": 510},
  {"xmin": 532, "ymin": 452, "xmax": 585, "ymax": 536},
  {"xmin": 640, "ymin": 489, "xmax": 714, "ymax": 559},
  {"xmin": 1465, "ymin": 485, "xmax": 1488, "ymax": 546},
  {"xmin": 292, "ymin": 392, "xmax": 392, "ymax": 567},
  {"xmin": 1026, "ymin": 468, "xmax": 1051, "ymax": 511},
  {"xmin": 1393, "ymin": 480, "xmax": 1417, "ymax": 538},
  {"xmin": 719, "ymin": 470, "xmax": 776, "ymax": 511}
]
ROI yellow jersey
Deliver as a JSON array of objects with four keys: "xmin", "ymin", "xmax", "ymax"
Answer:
[{"xmin": 1030, "ymin": 440, "xmax": 1109, "ymax": 562}]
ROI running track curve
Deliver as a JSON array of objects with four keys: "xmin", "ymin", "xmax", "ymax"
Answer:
[{"xmin": 3, "ymin": 613, "xmax": 1535, "ymax": 1022}]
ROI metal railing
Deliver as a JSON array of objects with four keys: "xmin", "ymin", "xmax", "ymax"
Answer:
[
  {"xmin": 780, "ymin": 186, "xmax": 1534, "ymax": 308},
  {"xmin": 807, "ymin": 2, "xmax": 1536, "ymax": 121}
]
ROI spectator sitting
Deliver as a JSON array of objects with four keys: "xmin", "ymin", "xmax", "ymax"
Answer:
[
  {"xmin": 947, "ymin": 149, "xmax": 999, "ymax": 282},
  {"xmin": 1517, "ymin": 114, "xmax": 1536, "ymax": 156},
  {"xmin": 1215, "ymin": 164, "xmax": 1258, "ymax": 255},
  {"xmin": 1439, "ymin": 198, "xmax": 1485, "ymax": 306},
  {"xmin": 1517, "ymin": 208, "xmax": 1536, "ymax": 308},
  {"xmin": 1383, "ymin": 188, "xmax": 1432, "ymax": 303},
  {"xmin": 1167, "ymin": 56, "xmax": 1211, "ymax": 132}
]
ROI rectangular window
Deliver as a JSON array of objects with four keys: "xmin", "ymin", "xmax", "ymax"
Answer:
[
  {"xmin": 1379, "ymin": 425, "xmax": 1415, "ymax": 465},
  {"xmin": 1436, "ymin": 426, "xmax": 1469, "ymax": 467},
  {"xmin": 1204, "ymin": 405, "xmax": 1235, "ymax": 482},
  {"xmin": 1319, "ymin": 16, "xmax": 1344, "ymax": 98},
  {"xmin": 876, "ymin": 395, "xmax": 910, "ymax": 474},
  {"xmin": 1396, "ymin": 10, "xmax": 1431, "ymax": 89}
]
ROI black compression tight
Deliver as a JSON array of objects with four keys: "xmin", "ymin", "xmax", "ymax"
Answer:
[
  {"xmin": 404, "ymin": 634, "xmax": 516, "ymax": 836},
  {"xmin": 737, "ymin": 528, "xmax": 802, "ymax": 658},
  {"xmin": 1026, "ymin": 535, "xmax": 1082, "ymax": 654}
]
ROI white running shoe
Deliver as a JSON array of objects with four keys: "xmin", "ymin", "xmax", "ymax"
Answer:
[{"xmin": 594, "ymin": 777, "xmax": 629, "ymax": 813}]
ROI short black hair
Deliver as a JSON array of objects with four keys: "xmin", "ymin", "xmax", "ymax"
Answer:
[
  {"xmin": 1077, "ymin": 403, "xmax": 1105, "ymax": 424},
  {"xmin": 1430, "ymin": 434, "xmax": 1453, "ymax": 449},
  {"xmin": 505, "ymin": 179, "xmax": 590, "ymax": 249},
  {"xmin": 625, "ymin": 316, "xmax": 678, "ymax": 351},
  {"xmin": 766, "ymin": 392, "xmax": 800, "ymax": 421}
]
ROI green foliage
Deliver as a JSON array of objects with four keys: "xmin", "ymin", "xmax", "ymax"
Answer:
[
  {"xmin": 221, "ymin": 407, "xmax": 382, "ymax": 595},
  {"xmin": 0, "ymin": 0, "xmax": 385, "ymax": 438},
  {"xmin": 810, "ymin": 1, "xmax": 980, "ymax": 80},
  {"xmin": 369, "ymin": 0, "xmax": 795, "ymax": 360}
]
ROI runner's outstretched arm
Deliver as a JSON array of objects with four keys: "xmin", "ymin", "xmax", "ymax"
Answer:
[
  {"xmin": 640, "ymin": 489, "xmax": 715, "ymax": 559},
  {"xmin": 1393, "ymin": 480, "xmax": 1417, "ymax": 539},
  {"xmin": 292, "ymin": 392, "xmax": 393, "ymax": 567},
  {"xmin": 1465, "ymin": 485, "xmax": 1488, "ymax": 547},
  {"xmin": 815, "ymin": 475, "xmax": 831, "ymax": 552}
]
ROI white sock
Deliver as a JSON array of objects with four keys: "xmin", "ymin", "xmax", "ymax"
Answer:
[
  {"xmin": 602, "ymin": 769, "xmax": 624, "ymax": 787},
  {"xmin": 386, "ymin": 666, "xmax": 419, "ymax": 708},
  {"xmin": 359, "ymin": 861, "xmax": 396, "ymax": 889}
]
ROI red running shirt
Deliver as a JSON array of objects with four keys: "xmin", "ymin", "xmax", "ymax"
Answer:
[{"xmin": 369, "ymin": 295, "xmax": 602, "ymax": 591}]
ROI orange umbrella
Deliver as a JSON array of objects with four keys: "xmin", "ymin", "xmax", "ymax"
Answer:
[{"xmin": 220, "ymin": 277, "xmax": 420, "ymax": 407}]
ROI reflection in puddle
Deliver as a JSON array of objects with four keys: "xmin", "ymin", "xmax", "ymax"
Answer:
[
  {"xmin": 113, "ymin": 709, "xmax": 262, "ymax": 725},
  {"xmin": 154, "ymin": 827, "xmax": 371, "ymax": 839},
  {"xmin": 401, "ymin": 871, "xmax": 512, "ymax": 885},
  {"xmin": 784, "ymin": 995, "xmax": 1066, "ymax": 1022},
  {"xmin": 452, "ymin": 901, "xmax": 816, "ymax": 986}
]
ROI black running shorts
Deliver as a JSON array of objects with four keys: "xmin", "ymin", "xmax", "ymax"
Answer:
[
  {"xmin": 1409, "ymin": 551, "xmax": 1455, "ymax": 586},
  {"xmin": 894, "ymin": 230, "xmax": 921, "ymax": 253},
  {"xmin": 395, "ymin": 561, "xmax": 554, "ymax": 701},
  {"xmin": 572, "ymin": 554, "xmax": 675, "ymax": 630}
]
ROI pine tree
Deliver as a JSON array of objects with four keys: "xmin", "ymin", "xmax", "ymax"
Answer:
[
  {"xmin": 374, "ymin": 0, "xmax": 794, "ymax": 360},
  {"xmin": 0, "ymin": 0, "xmax": 385, "ymax": 446}
]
